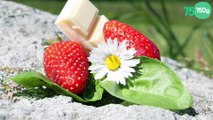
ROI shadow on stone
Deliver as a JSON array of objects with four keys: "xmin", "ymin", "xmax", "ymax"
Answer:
[
  {"xmin": 174, "ymin": 107, "xmax": 198, "ymax": 116},
  {"xmin": 14, "ymin": 87, "xmax": 58, "ymax": 99},
  {"xmin": 84, "ymin": 91, "xmax": 123, "ymax": 107}
]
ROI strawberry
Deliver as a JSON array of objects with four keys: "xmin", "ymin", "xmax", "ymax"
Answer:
[
  {"xmin": 43, "ymin": 41, "xmax": 89, "ymax": 95},
  {"xmin": 104, "ymin": 20, "xmax": 160, "ymax": 60}
]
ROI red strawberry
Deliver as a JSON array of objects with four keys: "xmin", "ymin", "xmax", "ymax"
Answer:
[
  {"xmin": 104, "ymin": 20, "xmax": 160, "ymax": 60},
  {"xmin": 43, "ymin": 41, "xmax": 89, "ymax": 95}
]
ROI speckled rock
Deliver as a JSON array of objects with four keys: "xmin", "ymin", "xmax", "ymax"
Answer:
[{"xmin": 0, "ymin": 1, "xmax": 213, "ymax": 120}]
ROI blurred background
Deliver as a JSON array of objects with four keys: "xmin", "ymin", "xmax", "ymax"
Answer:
[{"xmin": 12, "ymin": 0, "xmax": 213, "ymax": 77}]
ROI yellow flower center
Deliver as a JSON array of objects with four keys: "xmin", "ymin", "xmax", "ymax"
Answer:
[{"xmin": 105, "ymin": 55, "xmax": 120, "ymax": 71}]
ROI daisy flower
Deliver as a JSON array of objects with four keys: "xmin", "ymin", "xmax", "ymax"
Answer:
[{"xmin": 88, "ymin": 38, "xmax": 140, "ymax": 85}]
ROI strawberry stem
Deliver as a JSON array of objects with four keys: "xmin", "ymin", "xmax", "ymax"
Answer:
[
  {"xmin": 41, "ymin": 32, "xmax": 63, "ymax": 46},
  {"xmin": 41, "ymin": 39, "xmax": 55, "ymax": 46},
  {"xmin": 55, "ymin": 31, "xmax": 62, "ymax": 42}
]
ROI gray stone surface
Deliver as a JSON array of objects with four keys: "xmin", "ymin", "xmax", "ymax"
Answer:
[{"xmin": 0, "ymin": 1, "xmax": 213, "ymax": 120}]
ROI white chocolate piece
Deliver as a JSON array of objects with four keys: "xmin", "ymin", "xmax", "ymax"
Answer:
[
  {"xmin": 55, "ymin": 0, "xmax": 109, "ymax": 51},
  {"xmin": 55, "ymin": 0, "xmax": 99, "ymax": 36},
  {"xmin": 87, "ymin": 15, "xmax": 108, "ymax": 47},
  {"xmin": 55, "ymin": 15, "xmax": 108, "ymax": 51}
]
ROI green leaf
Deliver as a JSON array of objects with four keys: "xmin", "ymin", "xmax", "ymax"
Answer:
[
  {"xmin": 10, "ymin": 71, "xmax": 45, "ymax": 88},
  {"xmin": 83, "ymin": 74, "xmax": 104, "ymax": 101},
  {"xmin": 100, "ymin": 57, "xmax": 193, "ymax": 110},
  {"xmin": 10, "ymin": 71, "xmax": 103, "ymax": 102}
]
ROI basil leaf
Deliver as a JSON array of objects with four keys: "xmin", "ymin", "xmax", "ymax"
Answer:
[
  {"xmin": 10, "ymin": 71, "xmax": 103, "ymax": 102},
  {"xmin": 10, "ymin": 71, "xmax": 45, "ymax": 88},
  {"xmin": 100, "ymin": 57, "xmax": 193, "ymax": 110}
]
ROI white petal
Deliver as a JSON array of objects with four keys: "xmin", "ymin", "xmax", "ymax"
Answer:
[
  {"xmin": 105, "ymin": 70, "xmax": 126, "ymax": 85},
  {"xmin": 116, "ymin": 70, "xmax": 126, "ymax": 85},
  {"xmin": 121, "ymin": 59, "xmax": 140, "ymax": 67},
  {"xmin": 119, "ymin": 77, "xmax": 126, "ymax": 85},
  {"xmin": 123, "ymin": 71, "xmax": 133, "ymax": 78},
  {"xmin": 119, "ymin": 52, "xmax": 134, "ymax": 60},
  {"xmin": 94, "ymin": 67, "xmax": 108, "ymax": 80},
  {"xmin": 116, "ymin": 40, "xmax": 126, "ymax": 56},
  {"xmin": 109, "ymin": 41, "xmax": 118, "ymax": 54},
  {"xmin": 120, "ymin": 65, "xmax": 135, "ymax": 73},
  {"xmin": 112, "ymin": 39, "xmax": 118, "ymax": 48},
  {"xmin": 107, "ymin": 38, "xmax": 113, "ymax": 45},
  {"xmin": 120, "ymin": 55, "xmax": 133, "ymax": 60},
  {"xmin": 127, "ymin": 48, "xmax": 137, "ymax": 55},
  {"xmin": 105, "ymin": 71, "xmax": 115, "ymax": 81},
  {"xmin": 88, "ymin": 56, "xmax": 101, "ymax": 63},
  {"xmin": 89, "ymin": 64, "xmax": 105, "ymax": 71},
  {"xmin": 119, "ymin": 40, "xmax": 127, "ymax": 50},
  {"xmin": 119, "ymin": 48, "xmax": 136, "ymax": 60},
  {"xmin": 118, "ymin": 67, "xmax": 133, "ymax": 78}
]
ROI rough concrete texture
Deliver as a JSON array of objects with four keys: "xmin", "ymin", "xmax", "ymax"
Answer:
[{"xmin": 0, "ymin": 1, "xmax": 213, "ymax": 120}]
